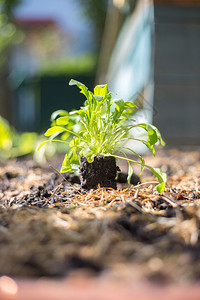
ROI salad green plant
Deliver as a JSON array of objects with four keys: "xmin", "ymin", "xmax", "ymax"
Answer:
[{"xmin": 39, "ymin": 79, "xmax": 167, "ymax": 193}]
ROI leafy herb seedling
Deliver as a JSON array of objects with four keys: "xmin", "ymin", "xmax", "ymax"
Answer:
[{"xmin": 38, "ymin": 79, "xmax": 167, "ymax": 192}]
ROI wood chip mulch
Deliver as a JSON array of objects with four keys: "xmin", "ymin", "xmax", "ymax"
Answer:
[{"xmin": 0, "ymin": 147, "xmax": 200, "ymax": 284}]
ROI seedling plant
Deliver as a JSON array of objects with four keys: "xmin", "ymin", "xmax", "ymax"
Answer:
[{"xmin": 39, "ymin": 79, "xmax": 167, "ymax": 193}]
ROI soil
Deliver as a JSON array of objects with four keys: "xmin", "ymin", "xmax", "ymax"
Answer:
[
  {"xmin": 0, "ymin": 147, "xmax": 200, "ymax": 284},
  {"xmin": 80, "ymin": 156, "xmax": 119, "ymax": 189}
]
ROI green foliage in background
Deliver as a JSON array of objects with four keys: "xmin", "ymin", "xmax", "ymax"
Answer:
[
  {"xmin": 0, "ymin": 115, "xmax": 67, "ymax": 161},
  {"xmin": 0, "ymin": 116, "xmax": 12, "ymax": 153},
  {"xmin": 0, "ymin": 0, "xmax": 23, "ymax": 64},
  {"xmin": 39, "ymin": 79, "xmax": 167, "ymax": 193},
  {"xmin": 78, "ymin": 0, "xmax": 108, "ymax": 46},
  {"xmin": 40, "ymin": 54, "xmax": 96, "ymax": 76},
  {"xmin": 0, "ymin": 116, "xmax": 39, "ymax": 158}
]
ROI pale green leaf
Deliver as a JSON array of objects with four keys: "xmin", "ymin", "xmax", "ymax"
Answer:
[
  {"xmin": 156, "ymin": 182, "xmax": 166, "ymax": 193},
  {"xmin": 94, "ymin": 84, "xmax": 109, "ymax": 97},
  {"xmin": 69, "ymin": 79, "xmax": 89, "ymax": 99},
  {"xmin": 61, "ymin": 153, "xmax": 72, "ymax": 173},
  {"xmin": 37, "ymin": 140, "xmax": 51, "ymax": 151},
  {"xmin": 56, "ymin": 116, "xmax": 70, "ymax": 125},
  {"xmin": 51, "ymin": 110, "xmax": 68, "ymax": 121},
  {"xmin": 127, "ymin": 161, "xmax": 133, "ymax": 184},
  {"xmin": 44, "ymin": 126, "xmax": 65, "ymax": 136},
  {"xmin": 37, "ymin": 139, "xmax": 69, "ymax": 151}
]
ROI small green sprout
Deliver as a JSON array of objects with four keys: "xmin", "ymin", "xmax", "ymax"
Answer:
[{"xmin": 38, "ymin": 79, "xmax": 167, "ymax": 193}]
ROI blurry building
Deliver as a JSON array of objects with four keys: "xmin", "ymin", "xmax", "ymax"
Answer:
[
  {"xmin": 153, "ymin": 0, "xmax": 200, "ymax": 145},
  {"xmin": 105, "ymin": 0, "xmax": 200, "ymax": 146}
]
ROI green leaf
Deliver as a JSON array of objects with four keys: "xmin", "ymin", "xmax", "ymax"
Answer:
[
  {"xmin": 151, "ymin": 125, "xmax": 165, "ymax": 146},
  {"xmin": 37, "ymin": 140, "xmax": 51, "ymax": 151},
  {"xmin": 61, "ymin": 153, "xmax": 72, "ymax": 173},
  {"xmin": 146, "ymin": 167, "xmax": 167, "ymax": 193},
  {"xmin": 56, "ymin": 116, "xmax": 70, "ymax": 125},
  {"xmin": 85, "ymin": 155, "xmax": 95, "ymax": 163},
  {"xmin": 127, "ymin": 161, "xmax": 133, "ymax": 184},
  {"xmin": 45, "ymin": 126, "xmax": 83, "ymax": 141},
  {"xmin": 124, "ymin": 101, "xmax": 138, "ymax": 109},
  {"xmin": 134, "ymin": 123, "xmax": 165, "ymax": 147},
  {"xmin": 60, "ymin": 144, "xmax": 80, "ymax": 173},
  {"xmin": 69, "ymin": 136, "xmax": 80, "ymax": 148},
  {"xmin": 147, "ymin": 125, "xmax": 158, "ymax": 145},
  {"xmin": 156, "ymin": 182, "xmax": 166, "ymax": 193},
  {"xmin": 61, "ymin": 131, "xmax": 70, "ymax": 140},
  {"xmin": 51, "ymin": 110, "xmax": 68, "ymax": 121},
  {"xmin": 69, "ymin": 79, "xmax": 89, "ymax": 99},
  {"xmin": 93, "ymin": 95, "xmax": 103, "ymax": 102},
  {"xmin": 112, "ymin": 154, "xmax": 167, "ymax": 193},
  {"xmin": 44, "ymin": 126, "xmax": 66, "ymax": 137},
  {"xmin": 114, "ymin": 99, "xmax": 125, "ymax": 112},
  {"xmin": 68, "ymin": 147, "xmax": 80, "ymax": 164},
  {"xmin": 94, "ymin": 84, "xmax": 109, "ymax": 97},
  {"xmin": 121, "ymin": 146, "xmax": 145, "ymax": 174},
  {"xmin": 37, "ymin": 139, "xmax": 69, "ymax": 151}
]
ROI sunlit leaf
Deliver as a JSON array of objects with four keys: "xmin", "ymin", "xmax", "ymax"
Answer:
[
  {"xmin": 44, "ymin": 126, "xmax": 65, "ymax": 136},
  {"xmin": 61, "ymin": 153, "xmax": 72, "ymax": 173},
  {"xmin": 69, "ymin": 79, "xmax": 89, "ymax": 99},
  {"xmin": 94, "ymin": 84, "xmax": 109, "ymax": 97},
  {"xmin": 56, "ymin": 116, "xmax": 70, "ymax": 125},
  {"xmin": 51, "ymin": 110, "xmax": 68, "ymax": 121},
  {"xmin": 127, "ymin": 161, "xmax": 133, "ymax": 184}
]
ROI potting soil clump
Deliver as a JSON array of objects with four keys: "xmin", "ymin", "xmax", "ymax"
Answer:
[{"xmin": 80, "ymin": 156, "xmax": 118, "ymax": 190}]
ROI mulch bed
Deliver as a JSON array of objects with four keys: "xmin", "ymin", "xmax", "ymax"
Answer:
[{"xmin": 0, "ymin": 147, "xmax": 200, "ymax": 284}]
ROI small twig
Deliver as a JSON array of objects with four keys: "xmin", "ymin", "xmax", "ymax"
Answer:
[
  {"xmin": 48, "ymin": 183, "xmax": 63, "ymax": 202},
  {"xmin": 133, "ymin": 189, "xmax": 139, "ymax": 200},
  {"xmin": 161, "ymin": 193, "xmax": 180, "ymax": 208},
  {"xmin": 127, "ymin": 200, "xmax": 144, "ymax": 214},
  {"xmin": 133, "ymin": 181, "xmax": 158, "ymax": 188},
  {"xmin": 120, "ymin": 194, "xmax": 125, "ymax": 203},
  {"xmin": 48, "ymin": 163, "xmax": 73, "ymax": 185}
]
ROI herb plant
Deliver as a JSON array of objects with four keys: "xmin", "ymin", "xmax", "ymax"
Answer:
[{"xmin": 39, "ymin": 79, "xmax": 167, "ymax": 193}]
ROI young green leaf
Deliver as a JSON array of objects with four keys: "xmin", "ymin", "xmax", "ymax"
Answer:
[
  {"xmin": 56, "ymin": 116, "xmax": 70, "ymax": 125},
  {"xmin": 94, "ymin": 84, "xmax": 109, "ymax": 97},
  {"xmin": 69, "ymin": 79, "xmax": 89, "ymax": 99},
  {"xmin": 51, "ymin": 110, "xmax": 68, "ymax": 121},
  {"xmin": 44, "ymin": 126, "xmax": 66, "ymax": 137},
  {"xmin": 37, "ymin": 139, "xmax": 68, "ymax": 151},
  {"xmin": 61, "ymin": 153, "xmax": 73, "ymax": 173}
]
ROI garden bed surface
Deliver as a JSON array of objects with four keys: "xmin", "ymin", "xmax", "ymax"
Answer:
[{"xmin": 0, "ymin": 147, "xmax": 200, "ymax": 284}]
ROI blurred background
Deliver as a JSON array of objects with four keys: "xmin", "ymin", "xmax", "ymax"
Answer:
[{"xmin": 0, "ymin": 0, "xmax": 200, "ymax": 157}]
